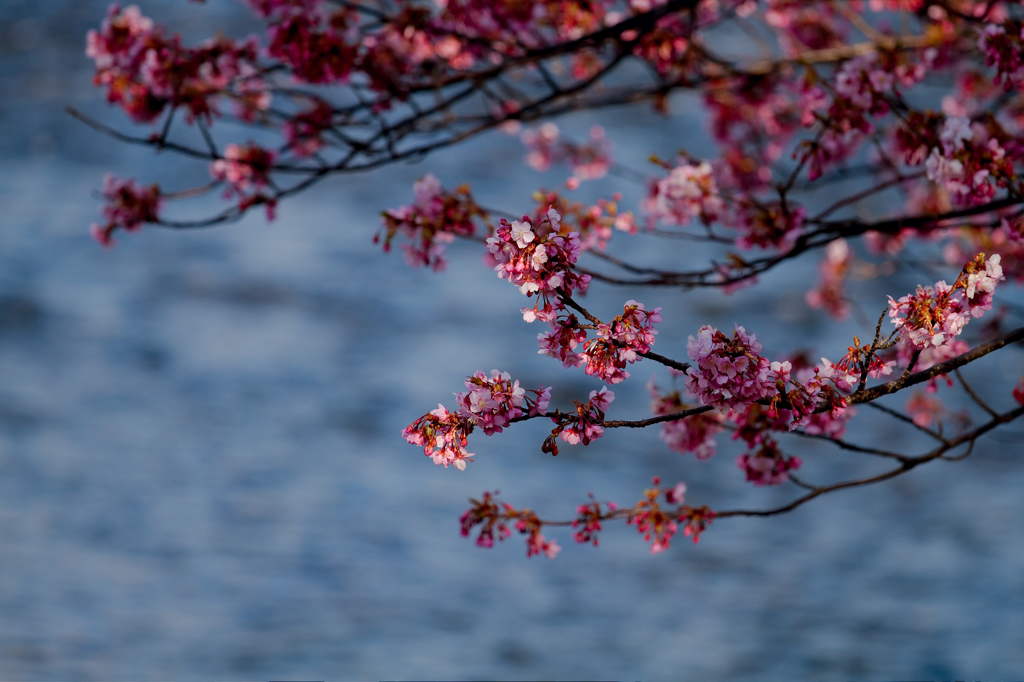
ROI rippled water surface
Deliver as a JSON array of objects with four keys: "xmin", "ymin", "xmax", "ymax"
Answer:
[{"xmin": 2, "ymin": 2, "xmax": 1024, "ymax": 679}]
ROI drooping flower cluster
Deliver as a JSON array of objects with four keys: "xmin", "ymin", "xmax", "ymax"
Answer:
[
  {"xmin": 455, "ymin": 369, "xmax": 550, "ymax": 435},
  {"xmin": 648, "ymin": 377, "xmax": 725, "ymax": 460},
  {"xmin": 537, "ymin": 314, "xmax": 588, "ymax": 368},
  {"xmin": 578, "ymin": 300, "xmax": 662, "ymax": 384},
  {"xmin": 729, "ymin": 404, "xmax": 803, "ymax": 486},
  {"xmin": 90, "ymin": 175, "xmax": 162, "ymax": 247},
  {"xmin": 888, "ymin": 253, "xmax": 1003, "ymax": 351},
  {"xmin": 379, "ymin": 174, "xmax": 486, "ymax": 271},
  {"xmin": 486, "ymin": 208, "xmax": 591, "ymax": 322},
  {"xmin": 404, "ymin": 370, "xmax": 549, "ymax": 469},
  {"xmin": 542, "ymin": 387, "xmax": 613, "ymax": 456},
  {"xmin": 643, "ymin": 161, "xmax": 724, "ymax": 227},
  {"xmin": 684, "ymin": 325, "xmax": 776, "ymax": 410}
]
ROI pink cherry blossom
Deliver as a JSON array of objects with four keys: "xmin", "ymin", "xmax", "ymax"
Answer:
[
  {"xmin": 684, "ymin": 325, "xmax": 774, "ymax": 410},
  {"xmin": 648, "ymin": 378, "xmax": 724, "ymax": 459},
  {"xmin": 486, "ymin": 211, "xmax": 591, "ymax": 322},
  {"xmin": 643, "ymin": 161, "xmax": 723, "ymax": 227},
  {"xmin": 736, "ymin": 436, "xmax": 802, "ymax": 486},
  {"xmin": 379, "ymin": 174, "xmax": 484, "ymax": 271}
]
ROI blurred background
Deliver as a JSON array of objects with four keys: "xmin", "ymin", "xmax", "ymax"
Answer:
[{"xmin": 2, "ymin": 1, "xmax": 1024, "ymax": 679}]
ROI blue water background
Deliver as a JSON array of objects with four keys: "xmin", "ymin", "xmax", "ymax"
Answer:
[{"xmin": 2, "ymin": 1, "xmax": 1024, "ymax": 679}]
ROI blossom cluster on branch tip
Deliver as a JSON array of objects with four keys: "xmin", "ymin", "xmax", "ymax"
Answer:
[
  {"xmin": 403, "ymin": 370, "xmax": 549, "ymax": 470},
  {"xmin": 90, "ymin": 175, "xmax": 161, "ymax": 247},
  {"xmin": 379, "ymin": 174, "xmax": 487, "ymax": 271},
  {"xmin": 486, "ymin": 208, "xmax": 590, "ymax": 323},
  {"xmin": 888, "ymin": 253, "xmax": 1003, "ymax": 351}
]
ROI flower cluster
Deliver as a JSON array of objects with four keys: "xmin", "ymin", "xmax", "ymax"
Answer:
[
  {"xmin": 403, "ymin": 403, "xmax": 475, "ymax": 470},
  {"xmin": 572, "ymin": 499, "xmax": 617, "ymax": 546},
  {"xmin": 87, "ymin": 4, "xmax": 265, "ymax": 124},
  {"xmin": 819, "ymin": 336, "xmax": 896, "ymax": 388},
  {"xmin": 459, "ymin": 493, "xmax": 560, "ymax": 558},
  {"xmin": 627, "ymin": 476, "xmax": 688, "ymax": 554},
  {"xmin": 736, "ymin": 437, "xmax": 802, "ymax": 487},
  {"xmin": 685, "ymin": 325, "xmax": 776, "ymax": 410},
  {"xmin": 379, "ymin": 174, "xmax": 486, "ymax": 271},
  {"xmin": 90, "ymin": 175, "xmax": 162, "ymax": 247},
  {"xmin": 404, "ymin": 370, "xmax": 550, "ymax": 469},
  {"xmin": 542, "ymin": 387, "xmax": 613, "ymax": 456},
  {"xmin": 888, "ymin": 253, "xmax": 1003, "ymax": 351},
  {"xmin": 704, "ymin": 72, "xmax": 798, "ymax": 189},
  {"xmin": 210, "ymin": 142, "xmax": 277, "ymax": 215},
  {"xmin": 455, "ymin": 369, "xmax": 550, "ymax": 435},
  {"xmin": 643, "ymin": 161, "xmax": 724, "ymax": 227},
  {"xmin": 979, "ymin": 21, "xmax": 1024, "ymax": 89},
  {"xmin": 679, "ymin": 505, "xmax": 715, "ymax": 544},
  {"xmin": 922, "ymin": 116, "xmax": 1012, "ymax": 206},
  {"xmin": 799, "ymin": 49, "xmax": 929, "ymax": 181},
  {"xmin": 577, "ymin": 300, "xmax": 662, "ymax": 384},
  {"xmin": 459, "ymin": 491, "xmax": 514, "ymax": 548},
  {"xmin": 514, "ymin": 510, "xmax": 562, "ymax": 559},
  {"xmin": 282, "ymin": 100, "xmax": 334, "ymax": 157},
  {"xmin": 648, "ymin": 377, "xmax": 725, "ymax": 460},
  {"xmin": 530, "ymin": 190, "xmax": 636, "ymax": 252},
  {"xmin": 486, "ymin": 209, "xmax": 591, "ymax": 322}
]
